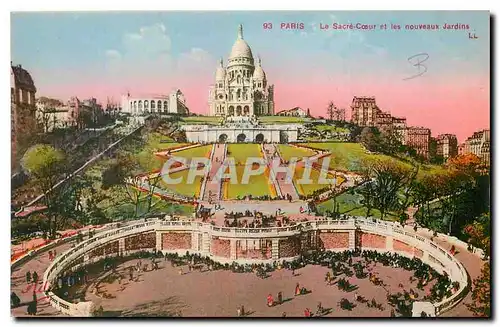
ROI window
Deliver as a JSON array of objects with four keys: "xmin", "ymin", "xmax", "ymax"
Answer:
[
  {"xmin": 151, "ymin": 101, "xmax": 155, "ymax": 109},
  {"xmin": 163, "ymin": 101, "xmax": 168, "ymax": 112},
  {"xmin": 138, "ymin": 100, "xmax": 142, "ymax": 109},
  {"xmin": 144, "ymin": 100, "xmax": 149, "ymax": 109},
  {"xmin": 157, "ymin": 101, "xmax": 162, "ymax": 109},
  {"xmin": 22, "ymin": 89, "xmax": 28, "ymax": 104}
]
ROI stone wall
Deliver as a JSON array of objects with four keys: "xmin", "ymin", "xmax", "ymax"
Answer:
[
  {"xmin": 394, "ymin": 239, "xmax": 414, "ymax": 255},
  {"xmin": 279, "ymin": 236, "xmax": 301, "ymax": 258},
  {"xmin": 161, "ymin": 232, "xmax": 192, "ymax": 250},
  {"xmin": 211, "ymin": 237, "xmax": 230, "ymax": 258},
  {"xmin": 89, "ymin": 240, "xmax": 119, "ymax": 259},
  {"xmin": 125, "ymin": 232, "xmax": 156, "ymax": 251},
  {"xmin": 236, "ymin": 239, "xmax": 272, "ymax": 260},
  {"xmin": 319, "ymin": 231, "xmax": 349, "ymax": 249},
  {"xmin": 360, "ymin": 232, "xmax": 386, "ymax": 248}
]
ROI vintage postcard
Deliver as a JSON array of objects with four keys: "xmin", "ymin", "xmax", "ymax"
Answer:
[{"xmin": 10, "ymin": 11, "xmax": 490, "ymax": 318}]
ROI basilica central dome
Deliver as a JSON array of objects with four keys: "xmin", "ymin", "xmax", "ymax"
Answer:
[{"xmin": 228, "ymin": 24, "xmax": 253, "ymax": 60}]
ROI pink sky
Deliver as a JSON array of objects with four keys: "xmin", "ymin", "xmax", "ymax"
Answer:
[{"xmin": 38, "ymin": 71, "xmax": 489, "ymax": 143}]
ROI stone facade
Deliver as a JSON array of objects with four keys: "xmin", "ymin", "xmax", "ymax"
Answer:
[
  {"xmin": 89, "ymin": 240, "xmax": 119, "ymax": 259},
  {"xmin": 393, "ymin": 239, "xmax": 414, "ymax": 255},
  {"xmin": 404, "ymin": 126, "xmax": 431, "ymax": 158},
  {"xmin": 161, "ymin": 232, "xmax": 192, "ymax": 250},
  {"xmin": 463, "ymin": 129, "xmax": 490, "ymax": 166},
  {"xmin": 276, "ymin": 107, "xmax": 309, "ymax": 117},
  {"xmin": 436, "ymin": 134, "xmax": 458, "ymax": 160},
  {"xmin": 278, "ymin": 236, "xmax": 301, "ymax": 258},
  {"xmin": 209, "ymin": 25, "xmax": 274, "ymax": 117},
  {"xmin": 182, "ymin": 121, "xmax": 299, "ymax": 143},
  {"xmin": 318, "ymin": 231, "xmax": 349, "ymax": 249},
  {"xmin": 236, "ymin": 239, "xmax": 272, "ymax": 259},
  {"xmin": 211, "ymin": 237, "xmax": 231, "ymax": 258},
  {"xmin": 121, "ymin": 90, "xmax": 189, "ymax": 116},
  {"xmin": 11, "ymin": 63, "xmax": 37, "ymax": 169},
  {"xmin": 360, "ymin": 232, "xmax": 386, "ymax": 248},
  {"xmin": 125, "ymin": 232, "xmax": 156, "ymax": 251}
]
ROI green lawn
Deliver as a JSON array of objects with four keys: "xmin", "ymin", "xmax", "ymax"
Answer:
[
  {"xmin": 181, "ymin": 116, "xmax": 222, "ymax": 125},
  {"xmin": 259, "ymin": 116, "xmax": 311, "ymax": 124},
  {"xmin": 314, "ymin": 124, "xmax": 349, "ymax": 133},
  {"xmin": 298, "ymin": 142, "xmax": 408, "ymax": 172},
  {"xmin": 277, "ymin": 144, "xmax": 316, "ymax": 162},
  {"xmin": 171, "ymin": 145, "xmax": 211, "ymax": 160},
  {"xmin": 224, "ymin": 165, "xmax": 274, "ymax": 199},
  {"xmin": 157, "ymin": 142, "xmax": 190, "ymax": 151},
  {"xmin": 160, "ymin": 169, "xmax": 202, "ymax": 198},
  {"xmin": 226, "ymin": 144, "xmax": 263, "ymax": 165},
  {"xmin": 294, "ymin": 167, "xmax": 345, "ymax": 197}
]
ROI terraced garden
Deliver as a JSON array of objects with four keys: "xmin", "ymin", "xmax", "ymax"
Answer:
[{"xmin": 223, "ymin": 165, "xmax": 275, "ymax": 199}]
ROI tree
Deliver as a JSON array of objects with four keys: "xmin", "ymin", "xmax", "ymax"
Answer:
[
  {"xmin": 464, "ymin": 212, "xmax": 490, "ymax": 258},
  {"xmin": 370, "ymin": 160, "xmax": 414, "ymax": 219},
  {"xmin": 102, "ymin": 152, "xmax": 162, "ymax": 218},
  {"xmin": 326, "ymin": 101, "xmax": 345, "ymax": 121},
  {"xmin": 357, "ymin": 127, "xmax": 381, "ymax": 152},
  {"xmin": 447, "ymin": 153, "xmax": 482, "ymax": 178},
  {"xmin": 396, "ymin": 165, "xmax": 419, "ymax": 223},
  {"xmin": 467, "ymin": 262, "xmax": 490, "ymax": 317},
  {"xmin": 21, "ymin": 144, "xmax": 67, "ymax": 238},
  {"xmin": 356, "ymin": 182, "xmax": 376, "ymax": 218},
  {"xmin": 326, "ymin": 101, "xmax": 335, "ymax": 121}
]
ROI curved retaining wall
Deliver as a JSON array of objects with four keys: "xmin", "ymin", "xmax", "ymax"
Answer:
[{"xmin": 41, "ymin": 217, "xmax": 469, "ymax": 317}]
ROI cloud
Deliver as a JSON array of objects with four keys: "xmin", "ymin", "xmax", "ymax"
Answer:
[
  {"xmin": 105, "ymin": 49, "xmax": 121, "ymax": 60},
  {"xmin": 103, "ymin": 23, "xmax": 211, "ymax": 83}
]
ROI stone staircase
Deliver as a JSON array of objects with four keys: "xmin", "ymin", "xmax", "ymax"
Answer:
[
  {"xmin": 202, "ymin": 143, "xmax": 227, "ymax": 201},
  {"xmin": 262, "ymin": 143, "xmax": 299, "ymax": 200}
]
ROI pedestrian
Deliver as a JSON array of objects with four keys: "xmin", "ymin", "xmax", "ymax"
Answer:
[
  {"xmin": 277, "ymin": 291, "xmax": 283, "ymax": 305},
  {"xmin": 267, "ymin": 293, "xmax": 274, "ymax": 307},
  {"xmin": 240, "ymin": 305, "xmax": 245, "ymax": 316},
  {"xmin": 32, "ymin": 271, "xmax": 38, "ymax": 284},
  {"xmin": 304, "ymin": 308, "xmax": 312, "ymax": 317},
  {"xmin": 292, "ymin": 268, "xmax": 295, "ymax": 276},
  {"xmin": 281, "ymin": 312, "xmax": 286, "ymax": 317},
  {"xmin": 11, "ymin": 292, "xmax": 21, "ymax": 308},
  {"xmin": 26, "ymin": 271, "xmax": 31, "ymax": 284},
  {"xmin": 48, "ymin": 250, "xmax": 53, "ymax": 261},
  {"xmin": 295, "ymin": 283, "xmax": 301, "ymax": 296}
]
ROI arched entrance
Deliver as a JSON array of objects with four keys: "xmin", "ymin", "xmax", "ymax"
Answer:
[
  {"xmin": 243, "ymin": 105, "xmax": 250, "ymax": 116},
  {"xmin": 255, "ymin": 133, "xmax": 264, "ymax": 143},
  {"xmin": 228, "ymin": 106, "xmax": 235, "ymax": 116},
  {"xmin": 218, "ymin": 134, "xmax": 228, "ymax": 143},
  {"xmin": 279, "ymin": 131, "xmax": 289, "ymax": 144},
  {"xmin": 237, "ymin": 133, "xmax": 246, "ymax": 143},
  {"xmin": 236, "ymin": 106, "xmax": 242, "ymax": 116}
]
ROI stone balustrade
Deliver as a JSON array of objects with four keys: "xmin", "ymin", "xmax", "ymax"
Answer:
[{"xmin": 40, "ymin": 216, "xmax": 469, "ymax": 317}]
